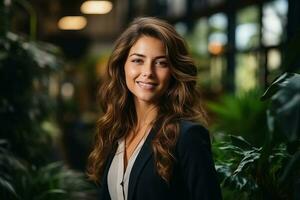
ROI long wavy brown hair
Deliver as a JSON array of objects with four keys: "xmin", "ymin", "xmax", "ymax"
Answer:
[{"xmin": 87, "ymin": 17, "xmax": 207, "ymax": 183}]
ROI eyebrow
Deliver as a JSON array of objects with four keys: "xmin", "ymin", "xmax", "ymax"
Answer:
[{"xmin": 129, "ymin": 53, "xmax": 167, "ymax": 59}]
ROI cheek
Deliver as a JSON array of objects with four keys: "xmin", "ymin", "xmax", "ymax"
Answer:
[
  {"xmin": 159, "ymin": 70, "xmax": 172, "ymax": 86},
  {"xmin": 124, "ymin": 66, "xmax": 139, "ymax": 87},
  {"xmin": 125, "ymin": 63, "xmax": 137, "ymax": 77}
]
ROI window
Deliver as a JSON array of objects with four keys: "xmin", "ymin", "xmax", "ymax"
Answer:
[
  {"xmin": 235, "ymin": 6, "xmax": 260, "ymax": 93},
  {"xmin": 178, "ymin": 0, "xmax": 289, "ymax": 93},
  {"xmin": 208, "ymin": 13, "xmax": 227, "ymax": 91},
  {"xmin": 262, "ymin": 0, "xmax": 288, "ymax": 46}
]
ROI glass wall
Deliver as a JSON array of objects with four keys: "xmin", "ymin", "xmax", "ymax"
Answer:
[
  {"xmin": 235, "ymin": 5, "xmax": 260, "ymax": 93},
  {"xmin": 208, "ymin": 13, "xmax": 227, "ymax": 92},
  {"xmin": 263, "ymin": 0, "xmax": 288, "ymax": 83},
  {"xmin": 184, "ymin": 13, "xmax": 228, "ymax": 92},
  {"xmin": 177, "ymin": 0, "xmax": 288, "ymax": 94}
]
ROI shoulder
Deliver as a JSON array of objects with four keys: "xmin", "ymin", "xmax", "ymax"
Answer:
[
  {"xmin": 178, "ymin": 120, "xmax": 210, "ymax": 142},
  {"xmin": 176, "ymin": 120, "xmax": 211, "ymax": 152},
  {"xmin": 179, "ymin": 120, "xmax": 208, "ymax": 134}
]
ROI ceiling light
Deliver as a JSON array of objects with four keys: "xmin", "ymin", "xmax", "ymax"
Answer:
[
  {"xmin": 58, "ymin": 16, "xmax": 87, "ymax": 30},
  {"xmin": 81, "ymin": 1, "xmax": 113, "ymax": 14}
]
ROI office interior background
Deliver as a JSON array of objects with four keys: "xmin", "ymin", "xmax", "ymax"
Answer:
[{"xmin": 1, "ymin": 0, "xmax": 300, "ymax": 199}]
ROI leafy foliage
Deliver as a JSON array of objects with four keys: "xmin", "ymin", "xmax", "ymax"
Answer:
[
  {"xmin": 212, "ymin": 73, "xmax": 300, "ymax": 200},
  {"xmin": 0, "ymin": 140, "xmax": 96, "ymax": 200},
  {"xmin": 214, "ymin": 136, "xmax": 290, "ymax": 199},
  {"xmin": 261, "ymin": 73, "xmax": 300, "ymax": 199},
  {"xmin": 0, "ymin": 32, "xmax": 62, "ymax": 165},
  {"xmin": 208, "ymin": 89, "xmax": 268, "ymax": 146},
  {"xmin": 0, "ymin": 32, "xmax": 96, "ymax": 199},
  {"xmin": 261, "ymin": 73, "xmax": 300, "ymax": 145}
]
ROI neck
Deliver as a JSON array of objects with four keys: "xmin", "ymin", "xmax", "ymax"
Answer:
[{"xmin": 134, "ymin": 99, "xmax": 158, "ymax": 128}]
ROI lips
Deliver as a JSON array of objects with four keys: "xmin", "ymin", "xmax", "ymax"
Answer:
[{"xmin": 136, "ymin": 81, "xmax": 158, "ymax": 89}]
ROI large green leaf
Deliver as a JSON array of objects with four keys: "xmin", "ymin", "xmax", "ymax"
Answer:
[
  {"xmin": 260, "ymin": 73, "xmax": 298, "ymax": 100},
  {"xmin": 213, "ymin": 135, "xmax": 290, "ymax": 199},
  {"xmin": 261, "ymin": 72, "xmax": 300, "ymax": 144}
]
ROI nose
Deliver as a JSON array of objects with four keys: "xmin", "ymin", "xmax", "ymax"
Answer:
[{"xmin": 142, "ymin": 61, "xmax": 153, "ymax": 77}]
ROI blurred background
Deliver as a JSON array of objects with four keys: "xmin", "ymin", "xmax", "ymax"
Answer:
[{"xmin": 1, "ymin": 0, "xmax": 300, "ymax": 199}]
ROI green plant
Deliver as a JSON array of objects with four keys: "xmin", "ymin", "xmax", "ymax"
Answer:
[
  {"xmin": 0, "ymin": 32, "xmax": 61, "ymax": 165},
  {"xmin": 213, "ymin": 73, "xmax": 300, "ymax": 200},
  {"xmin": 0, "ymin": 1, "xmax": 96, "ymax": 199},
  {"xmin": 0, "ymin": 24, "xmax": 96, "ymax": 200},
  {"xmin": 0, "ymin": 140, "xmax": 96, "ymax": 200},
  {"xmin": 261, "ymin": 73, "xmax": 300, "ymax": 199},
  {"xmin": 208, "ymin": 89, "xmax": 268, "ymax": 146},
  {"xmin": 0, "ymin": 32, "xmax": 97, "ymax": 199},
  {"xmin": 214, "ymin": 136, "xmax": 289, "ymax": 199}
]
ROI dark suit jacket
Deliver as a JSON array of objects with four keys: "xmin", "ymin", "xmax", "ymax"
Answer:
[{"xmin": 98, "ymin": 120, "xmax": 222, "ymax": 200}]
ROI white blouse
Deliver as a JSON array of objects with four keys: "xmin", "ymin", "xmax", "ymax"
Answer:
[{"xmin": 107, "ymin": 136, "xmax": 147, "ymax": 200}]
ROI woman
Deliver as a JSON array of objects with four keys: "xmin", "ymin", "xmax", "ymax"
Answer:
[{"xmin": 87, "ymin": 17, "xmax": 222, "ymax": 200}]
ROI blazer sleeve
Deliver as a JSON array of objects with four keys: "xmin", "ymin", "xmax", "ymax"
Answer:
[{"xmin": 176, "ymin": 122, "xmax": 222, "ymax": 200}]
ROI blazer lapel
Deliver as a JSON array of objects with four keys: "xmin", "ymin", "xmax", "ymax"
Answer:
[
  {"xmin": 99, "ymin": 144, "xmax": 117, "ymax": 200},
  {"xmin": 127, "ymin": 126, "xmax": 158, "ymax": 200}
]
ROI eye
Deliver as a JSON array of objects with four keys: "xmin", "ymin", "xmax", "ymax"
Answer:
[
  {"xmin": 155, "ymin": 60, "xmax": 168, "ymax": 68},
  {"xmin": 131, "ymin": 58, "xmax": 143, "ymax": 64}
]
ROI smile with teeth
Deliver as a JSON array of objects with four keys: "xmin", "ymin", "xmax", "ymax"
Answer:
[{"xmin": 136, "ymin": 81, "xmax": 157, "ymax": 89}]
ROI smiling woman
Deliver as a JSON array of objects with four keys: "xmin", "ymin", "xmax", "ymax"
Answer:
[
  {"xmin": 124, "ymin": 36, "xmax": 171, "ymax": 104},
  {"xmin": 87, "ymin": 17, "xmax": 222, "ymax": 200}
]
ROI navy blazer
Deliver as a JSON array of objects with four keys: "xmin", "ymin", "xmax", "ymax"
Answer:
[{"xmin": 98, "ymin": 120, "xmax": 222, "ymax": 200}]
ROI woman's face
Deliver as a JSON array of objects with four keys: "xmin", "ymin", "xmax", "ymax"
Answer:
[{"xmin": 124, "ymin": 36, "xmax": 172, "ymax": 105}]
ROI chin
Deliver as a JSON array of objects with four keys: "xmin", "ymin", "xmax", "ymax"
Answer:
[{"xmin": 135, "ymin": 94, "xmax": 160, "ymax": 104}]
